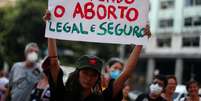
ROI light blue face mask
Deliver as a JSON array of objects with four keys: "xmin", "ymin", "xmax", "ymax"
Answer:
[{"xmin": 109, "ymin": 70, "xmax": 121, "ymax": 79}]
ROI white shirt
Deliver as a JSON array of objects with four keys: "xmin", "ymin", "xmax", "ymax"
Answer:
[{"xmin": 0, "ymin": 77, "xmax": 9, "ymax": 86}]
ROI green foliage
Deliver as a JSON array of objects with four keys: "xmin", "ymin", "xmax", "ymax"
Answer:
[{"xmin": 0, "ymin": 0, "xmax": 48, "ymax": 66}]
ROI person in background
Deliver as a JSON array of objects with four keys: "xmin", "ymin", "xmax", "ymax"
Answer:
[
  {"xmin": 180, "ymin": 80, "xmax": 201, "ymax": 101},
  {"xmin": 122, "ymin": 82, "xmax": 132, "ymax": 101},
  {"xmin": 161, "ymin": 75, "xmax": 177, "ymax": 101},
  {"xmin": 106, "ymin": 58, "xmax": 124, "ymax": 80},
  {"xmin": 0, "ymin": 67, "xmax": 9, "ymax": 101},
  {"xmin": 7, "ymin": 42, "xmax": 43, "ymax": 101},
  {"xmin": 30, "ymin": 57, "xmax": 50, "ymax": 101},
  {"xmin": 102, "ymin": 58, "xmax": 125, "ymax": 101},
  {"xmin": 30, "ymin": 74, "xmax": 50, "ymax": 101},
  {"xmin": 135, "ymin": 75, "xmax": 168, "ymax": 101},
  {"xmin": 101, "ymin": 58, "xmax": 124, "ymax": 91}
]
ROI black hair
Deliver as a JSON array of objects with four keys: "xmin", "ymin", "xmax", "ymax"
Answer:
[
  {"xmin": 65, "ymin": 69, "xmax": 102, "ymax": 100},
  {"xmin": 153, "ymin": 75, "xmax": 168, "ymax": 89},
  {"xmin": 65, "ymin": 69, "xmax": 81, "ymax": 99},
  {"xmin": 186, "ymin": 80, "xmax": 199, "ymax": 91},
  {"xmin": 107, "ymin": 58, "xmax": 124, "ymax": 68},
  {"xmin": 166, "ymin": 75, "xmax": 177, "ymax": 85},
  {"xmin": 162, "ymin": 75, "xmax": 177, "ymax": 92}
]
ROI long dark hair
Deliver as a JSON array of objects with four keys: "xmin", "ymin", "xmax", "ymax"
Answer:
[{"xmin": 65, "ymin": 69, "xmax": 102, "ymax": 100}]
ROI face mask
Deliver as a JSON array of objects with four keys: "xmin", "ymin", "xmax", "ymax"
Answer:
[
  {"xmin": 26, "ymin": 52, "xmax": 38, "ymax": 63},
  {"xmin": 149, "ymin": 83, "xmax": 163, "ymax": 95},
  {"xmin": 109, "ymin": 70, "xmax": 121, "ymax": 79}
]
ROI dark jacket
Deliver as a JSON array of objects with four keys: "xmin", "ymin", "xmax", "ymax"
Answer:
[{"xmin": 44, "ymin": 68, "xmax": 104, "ymax": 101}]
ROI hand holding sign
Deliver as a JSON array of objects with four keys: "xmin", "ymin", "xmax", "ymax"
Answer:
[
  {"xmin": 43, "ymin": 1, "xmax": 151, "ymax": 100},
  {"xmin": 45, "ymin": 0, "xmax": 150, "ymax": 45},
  {"xmin": 43, "ymin": 10, "xmax": 51, "ymax": 21},
  {"xmin": 143, "ymin": 25, "xmax": 151, "ymax": 39}
]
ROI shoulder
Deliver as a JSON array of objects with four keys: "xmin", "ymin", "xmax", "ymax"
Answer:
[
  {"xmin": 10, "ymin": 62, "xmax": 24, "ymax": 72},
  {"xmin": 12, "ymin": 62, "xmax": 24, "ymax": 68}
]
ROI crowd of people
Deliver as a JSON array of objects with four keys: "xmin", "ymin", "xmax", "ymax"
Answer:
[
  {"xmin": 0, "ymin": 11, "xmax": 200, "ymax": 101},
  {"xmin": 0, "ymin": 42, "xmax": 200, "ymax": 101}
]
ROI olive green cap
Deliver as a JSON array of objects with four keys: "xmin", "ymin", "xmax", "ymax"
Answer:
[{"xmin": 76, "ymin": 55, "xmax": 104, "ymax": 74}]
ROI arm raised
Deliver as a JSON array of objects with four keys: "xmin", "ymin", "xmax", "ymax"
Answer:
[
  {"xmin": 112, "ymin": 25, "xmax": 151, "ymax": 98},
  {"xmin": 48, "ymin": 38, "xmax": 60, "ymax": 82},
  {"xmin": 43, "ymin": 10, "xmax": 60, "ymax": 82},
  {"xmin": 112, "ymin": 45, "xmax": 142, "ymax": 97}
]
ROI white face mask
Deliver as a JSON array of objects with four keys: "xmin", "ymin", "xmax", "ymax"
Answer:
[
  {"xmin": 26, "ymin": 52, "xmax": 38, "ymax": 63},
  {"xmin": 149, "ymin": 83, "xmax": 163, "ymax": 95}
]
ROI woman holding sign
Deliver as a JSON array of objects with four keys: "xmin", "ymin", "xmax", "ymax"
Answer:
[{"xmin": 42, "ymin": 11, "xmax": 151, "ymax": 101}]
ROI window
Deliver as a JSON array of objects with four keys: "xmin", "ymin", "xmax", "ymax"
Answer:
[
  {"xmin": 184, "ymin": 16, "xmax": 201, "ymax": 27},
  {"xmin": 194, "ymin": 17, "xmax": 201, "ymax": 26},
  {"xmin": 182, "ymin": 37, "xmax": 200, "ymax": 47},
  {"xmin": 155, "ymin": 59, "xmax": 175, "ymax": 75},
  {"xmin": 186, "ymin": 0, "xmax": 201, "ymax": 6},
  {"xmin": 159, "ymin": 19, "xmax": 174, "ymax": 28},
  {"xmin": 182, "ymin": 59, "xmax": 201, "ymax": 84},
  {"xmin": 195, "ymin": 0, "xmax": 201, "ymax": 5},
  {"xmin": 184, "ymin": 17, "xmax": 192, "ymax": 26},
  {"xmin": 157, "ymin": 37, "xmax": 171, "ymax": 47},
  {"xmin": 160, "ymin": 0, "xmax": 174, "ymax": 9},
  {"xmin": 186, "ymin": 0, "xmax": 193, "ymax": 6}
]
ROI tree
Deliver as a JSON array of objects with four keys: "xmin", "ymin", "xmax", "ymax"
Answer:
[{"xmin": 0, "ymin": 0, "xmax": 48, "ymax": 66}]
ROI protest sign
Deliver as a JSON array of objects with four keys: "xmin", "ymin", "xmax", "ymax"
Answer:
[{"xmin": 45, "ymin": 0, "xmax": 149, "ymax": 45}]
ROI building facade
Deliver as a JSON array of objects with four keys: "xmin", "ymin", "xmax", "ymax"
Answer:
[{"xmin": 141, "ymin": 0, "xmax": 201, "ymax": 85}]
